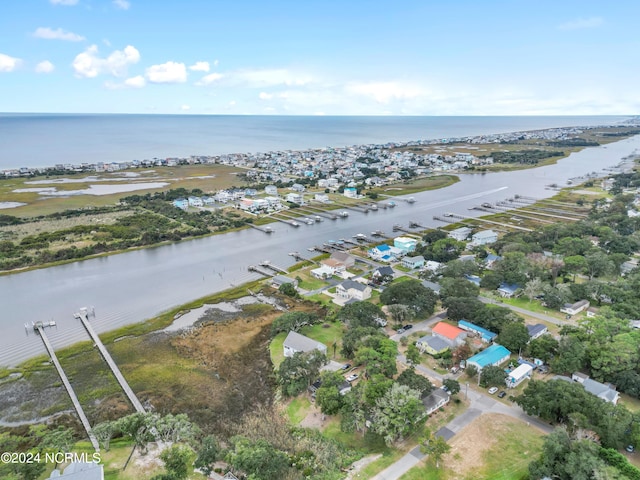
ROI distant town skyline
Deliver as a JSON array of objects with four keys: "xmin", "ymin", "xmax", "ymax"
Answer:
[{"xmin": 1, "ymin": 0, "xmax": 639, "ymax": 115}]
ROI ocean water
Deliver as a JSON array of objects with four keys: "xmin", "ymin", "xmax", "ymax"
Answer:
[{"xmin": 0, "ymin": 114, "xmax": 631, "ymax": 170}]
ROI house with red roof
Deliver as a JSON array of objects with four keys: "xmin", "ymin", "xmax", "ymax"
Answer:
[{"xmin": 431, "ymin": 322, "xmax": 467, "ymax": 346}]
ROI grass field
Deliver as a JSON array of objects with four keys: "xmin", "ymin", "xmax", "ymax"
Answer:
[{"xmin": 400, "ymin": 414, "xmax": 545, "ymax": 480}]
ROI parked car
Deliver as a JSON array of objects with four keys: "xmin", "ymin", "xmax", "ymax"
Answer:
[
  {"xmin": 340, "ymin": 363, "xmax": 352, "ymax": 371},
  {"xmin": 488, "ymin": 387, "xmax": 499, "ymax": 395},
  {"xmin": 403, "ymin": 324, "xmax": 413, "ymax": 330},
  {"xmin": 450, "ymin": 366, "xmax": 459, "ymax": 374},
  {"xmin": 346, "ymin": 373, "xmax": 359, "ymax": 383},
  {"xmin": 626, "ymin": 445, "xmax": 635, "ymax": 453},
  {"xmin": 498, "ymin": 391, "xmax": 507, "ymax": 398},
  {"xmin": 397, "ymin": 327, "xmax": 405, "ymax": 334}
]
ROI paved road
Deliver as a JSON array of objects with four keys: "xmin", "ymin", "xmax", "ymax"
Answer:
[
  {"xmin": 479, "ymin": 295, "xmax": 568, "ymax": 326},
  {"xmin": 371, "ymin": 389, "xmax": 552, "ymax": 480}
]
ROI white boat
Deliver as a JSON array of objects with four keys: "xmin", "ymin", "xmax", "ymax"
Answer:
[{"xmin": 339, "ymin": 211, "xmax": 349, "ymax": 217}]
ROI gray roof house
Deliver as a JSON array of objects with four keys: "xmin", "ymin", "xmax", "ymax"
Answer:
[
  {"xmin": 422, "ymin": 388, "xmax": 450, "ymax": 415},
  {"xmin": 48, "ymin": 462, "xmax": 104, "ymax": 480},
  {"xmin": 526, "ymin": 323, "xmax": 548, "ymax": 340},
  {"xmin": 553, "ymin": 373, "xmax": 620, "ymax": 404},
  {"xmin": 283, "ymin": 331, "xmax": 328, "ymax": 358},
  {"xmin": 416, "ymin": 335, "xmax": 451, "ymax": 355}
]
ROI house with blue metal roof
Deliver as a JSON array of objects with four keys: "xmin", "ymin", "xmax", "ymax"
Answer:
[
  {"xmin": 467, "ymin": 344, "xmax": 511, "ymax": 370},
  {"xmin": 458, "ymin": 320, "xmax": 497, "ymax": 343},
  {"xmin": 497, "ymin": 283, "xmax": 520, "ymax": 298}
]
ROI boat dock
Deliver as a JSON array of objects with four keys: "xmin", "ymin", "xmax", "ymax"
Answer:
[
  {"xmin": 33, "ymin": 321, "xmax": 100, "ymax": 452},
  {"xmin": 75, "ymin": 308, "xmax": 145, "ymax": 414},
  {"xmin": 248, "ymin": 224, "xmax": 275, "ymax": 234},
  {"xmin": 434, "ymin": 212, "xmax": 533, "ymax": 232},
  {"xmin": 259, "ymin": 261, "xmax": 289, "ymax": 274},
  {"xmin": 248, "ymin": 265, "xmax": 275, "ymax": 276}
]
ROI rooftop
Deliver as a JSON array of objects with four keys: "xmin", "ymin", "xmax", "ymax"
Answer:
[
  {"xmin": 432, "ymin": 322, "xmax": 465, "ymax": 340},
  {"xmin": 467, "ymin": 344, "xmax": 511, "ymax": 368}
]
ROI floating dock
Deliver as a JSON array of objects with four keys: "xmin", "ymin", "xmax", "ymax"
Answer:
[
  {"xmin": 75, "ymin": 309, "xmax": 145, "ymax": 414},
  {"xmin": 33, "ymin": 321, "xmax": 100, "ymax": 452}
]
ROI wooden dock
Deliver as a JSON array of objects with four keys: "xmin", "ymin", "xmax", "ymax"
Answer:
[
  {"xmin": 259, "ymin": 261, "xmax": 289, "ymax": 274},
  {"xmin": 76, "ymin": 309, "xmax": 145, "ymax": 414},
  {"xmin": 248, "ymin": 224, "xmax": 275, "ymax": 234},
  {"xmin": 248, "ymin": 265, "xmax": 275, "ymax": 276},
  {"xmin": 34, "ymin": 322, "xmax": 100, "ymax": 452}
]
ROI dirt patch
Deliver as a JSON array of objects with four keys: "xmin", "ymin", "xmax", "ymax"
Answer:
[{"xmin": 299, "ymin": 403, "xmax": 326, "ymax": 430}]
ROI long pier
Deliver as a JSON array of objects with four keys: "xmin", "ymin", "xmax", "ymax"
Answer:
[
  {"xmin": 259, "ymin": 261, "xmax": 289, "ymax": 274},
  {"xmin": 34, "ymin": 322, "xmax": 100, "ymax": 452},
  {"xmin": 248, "ymin": 224, "xmax": 274, "ymax": 234},
  {"xmin": 75, "ymin": 309, "xmax": 145, "ymax": 414}
]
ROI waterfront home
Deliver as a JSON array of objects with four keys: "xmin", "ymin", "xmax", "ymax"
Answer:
[
  {"xmin": 470, "ymin": 229, "xmax": 498, "ymax": 246},
  {"xmin": 286, "ymin": 192, "xmax": 304, "ymax": 204},
  {"xmin": 448, "ymin": 227, "xmax": 472, "ymax": 241},
  {"xmin": 311, "ymin": 265, "xmax": 336, "ymax": 280},
  {"xmin": 402, "ymin": 255, "xmax": 425, "ymax": 269},
  {"xmin": 393, "ymin": 236, "xmax": 418, "ymax": 254},
  {"xmin": 319, "ymin": 258, "xmax": 346, "ymax": 275},
  {"xmin": 271, "ymin": 275, "xmax": 298, "ymax": 289},
  {"xmin": 467, "ymin": 344, "xmax": 511, "ymax": 371},
  {"xmin": 560, "ymin": 299, "xmax": 590, "ymax": 316},
  {"xmin": 343, "ymin": 187, "xmax": 358, "ymax": 198},
  {"xmin": 368, "ymin": 244, "xmax": 394, "ymax": 262},
  {"xmin": 187, "ymin": 196, "xmax": 203, "ymax": 207},
  {"xmin": 314, "ymin": 193, "xmax": 330, "ymax": 203},
  {"xmin": 432, "ymin": 322, "xmax": 467, "ymax": 346},
  {"xmin": 328, "ymin": 251, "xmax": 356, "ymax": 269},
  {"xmin": 335, "ymin": 279, "xmax": 372, "ymax": 302},
  {"xmin": 283, "ymin": 331, "xmax": 328, "ymax": 358},
  {"xmin": 372, "ymin": 266, "xmax": 394, "ymax": 283}
]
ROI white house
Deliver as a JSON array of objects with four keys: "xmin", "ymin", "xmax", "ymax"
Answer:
[
  {"xmin": 286, "ymin": 192, "xmax": 304, "ymax": 204},
  {"xmin": 448, "ymin": 227, "xmax": 472, "ymax": 241},
  {"xmin": 394, "ymin": 236, "xmax": 418, "ymax": 254},
  {"xmin": 283, "ymin": 331, "xmax": 327, "ymax": 358},
  {"xmin": 560, "ymin": 300, "xmax": 590, "ymax": 316},
  {"xmin": 343, "ymin": 187, "xmax": 358, "ymax": 198},
  {"xmin": 422, "ymin": 389, "xmax": 450, "ymax": 415},
  {"xmin": 506, "ymin": 363, "xmax": 533, "ymax": 388},
  {"xmin": 335, "ymin": 279, "xmax": 372, "ymax": 301},
  {"xmin": 402, "ymin": 255, "xmax": 425, "ymax": 269},
  {"xmin": 526, "ymin": 324, "xmax": 548, "ymax": 340},
  {"xmin": 471, "ymin": 229, "xmax": 498, "ymax": 246},
  {"xmin": 311, "ymin": 265, "xmax": 335, "ymax": 279},
  {"xmin": 265, "ymin": 185, "xmax": 278, "ymax": 195},
  {"xmin": 314, "ymin": 193, "xmax": 330, "ymax": 203}
]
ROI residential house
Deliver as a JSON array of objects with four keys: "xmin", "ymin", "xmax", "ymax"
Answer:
[
  {"xmin": 271, "ymin": 275, "xmax": 298, "ymax": 289},
  {"xmin": 319, "ymin": 258, "xmax": 346, "ymax": 275},
  {"xmin": 421, "ymin": 280, "xmax": 441, "ymax": 294},
  {"xmin": 329, "ymin": 251, "xmax": 356, "ymax": 268},
  {"xmin": 343, "ymin": 187, "xmax": 358, "ymax": 198},
  {"xmin": 372, "ymin": 266, "xmax": 395, "ymax": 283},
  {"xmin": 526, "ymin": 324, "xmax": 548, "ymax": 340},
  {"xmin": 402, "ymin": 255, "xmax": 425, "ymax": 269},
  {"xmin": 457, "ymin": 320, "xmax": 497, "ymax": 343},
  {"xmin": 286, "ymin": 192, "xmax": 304, "ymax": 204},
  {"xmin": 368, "ymin": 244, "xmax": 397, "ymax": 262},
  {"xmin": 432, "ymin": 322, "xmax": 467, "ymax": 346},
  {"xmin": 467, "ymin": 344, "xmax": 511, "ymax": 371},
  {"xmin": 586, "ymin": 307, "xmax": 599, "ymax": 318},
  {"xmin": 187, "ymin": 196, "xmax": 203, "ymax": 207},
  {"xmin": 283, "ymin": 331, "xmax": 328, "ymax": 358},
  {"xmin": 424, "ymin": 260, "xmax": 442, "ymax": 272},
  {"xmin": 416, "ymin": 335, "xmax": 451, "ymax": 355},
  {"xmin": 470, "ymin": 230, "xmax": 498, "ymax": 246},
  {"xmin": 394, "ymin": 236, "xmax": 418, "ymax": 254},
  {"xmin": 422, "ymin": 389, "xmax": 450, "ymax": 415},
  {"xmin": 48, "ymin": 462, "xmax": 104, "ymax": 480},
  {"xmin": 552, "ymin": 373, "xmax": 620, "ymax": 404},
  {"xmin": 335, "ymin": 279, "xmax": 372, "ymax": 302},
  {"xmin": 314, "ymin": 193, "xmax": 330, "ymax": 203},
  {"xmin": 465, "ymin": 274, "xmax": 481, "ymax": 286},
  {"xmin": 448, "ymin": 227, "xmax": 472, "ymax": 241},
  {"xmin": 506, "ymin": 364, "xmax": 533, "ymax": 388},
  {"xmin": 172, "ymin": 198, "xmax": 189, "ymax": 210},
  {"xmin": 483, "ymin": 254, "xmax": 502, "ymax": 269},
  {"xmin": 560, "ymin": 300, "xmax": 590, "ymax": 316},
  {"xmin": 339, "ymin": 381, "xmax": 352, "ymax": 396},
  {"xmin": 497, "ymin": 283, "xmax": 520, "ymax": 298},
  {"xmin": 311, "ymin": 265, "xmax": 336, "ymax": 279},
  {"xmin": 291, "ymin": 183, "xmax": 306, "ymax": 192},
  {"xmin": 265, "ymin": 185, "xmax": 278, "ymax": 195}
]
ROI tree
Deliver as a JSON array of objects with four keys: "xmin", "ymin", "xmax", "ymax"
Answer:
[
  {"xmin": 465, "ymin": 364, "xmax": 478, "ymax": 379},
  {"xmin": 440, "ymin": 259, "xmax": 478, "ymax": 279},
  {"xmin": 439, "ymin": 277, "xmax": 479, "ymax": 300},
  {"xmin": 92, "ymin": 420, "xmax": 118, "ymax": 451},
  {"xmin": 479, "ymin": 365, "xmax": 507, "ymax": 388},
  {"xmin": 386, "ymin": 304, "xmax": 411, "ymax": 326},
  {"xmin": 420, "ymin": 428, "xmax": 451, "ymax": 468},
  {"xmin": 226, "ymin": 437, "xmax": 290, "ymax": 480},
  {"xmin": 116, "ymin": 412, "xmax": 157, "ymax": 453},
  {"xmin": 494, "ymin": 251, "xmax": 530, "ymax": 286},
  {"xmin": 479, "ymin": 271, "xmax": 502, "ymax": 290},
  {"xmin": 443, "ymin": 296, "xmax": 483, "ymax": 321},
  {"xmin": 278, "ymin": 282, "xmax": 298, "ymax": 297},
  {"xmin": 372, "ymin": 383, "xmax": 424, "ymax": 445},
  {"xmin": 355, "ymin": 340, "xmax": 398, "ymax": 378},
  {"xmin": 564, "ymin": 255, "xmax": 587, "ymax": 282},
  {"xmin": 405, "ymin": 343, "xmax": 421, "ymax": 367},
  {"xmin": 337, "ymin": 301, "xmax": 385, "ymax": 329},
  {"xmin": 550, "ymin": 336, "xmax": 586, "ymax": 374},
  {"xmin": 396, "ymin": 369, "xmax": 433, "ymax": 396},
  {"xmin": 340, "ymin": 326, "xmax": 384, "ymax": 358},
  {"xmin": 315, "ymin": 371, "xmax": 347, "ymax": 415},
  {"xmin": 443, "ymin": 379, "xmax": 460, "ymax": 395},
  {"xmin": 270, "ymin": 311, "xmax": 317, "ymax": 337},
  {"xmin": 524, "ymin": 278, "xmax": 544, "ymax": 301},
  {"xmin": 380, "ymin": 280, "xmax": 437, "ymax": 318},
  {"xmin": 585, "ymin": 250, "xmax": 613, "ymax": 280},
  {"xmin": 278, "ymin": 350, "xmax": 327, "ymax": 397},
  {"xmin": 154, "ymin": 444, "xmax": 193, "ymax": 480},
  {"xmin": 193, "ymin": 435, "xmax": 220, "ymax": 477},
  {"xmin": 497, "ymin": 322, "xmax": 530, "ymax": 353},
  {"xmin": 526, "ymin": 334, "xmax": 559, "ymax": 363}
]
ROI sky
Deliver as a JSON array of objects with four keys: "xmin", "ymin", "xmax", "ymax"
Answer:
[{"xmin": 1, "ymin": 0, "xmax": 639, "ymax": 115}]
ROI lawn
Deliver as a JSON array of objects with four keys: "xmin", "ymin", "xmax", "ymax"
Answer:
[
  {"xmin": 270, "ymin": 332, "xmax": 286, "ymax": 368},
  {"xmin": 269, "ymin": 322, "xmax": 346, "ymax": 367},
  {"xmin": 287, "ymin": 396, "xmax": 312, "ymax": 424},
  {"xmin": 400, "ymin": 414, "xmax": 545, "ymax": 480}
]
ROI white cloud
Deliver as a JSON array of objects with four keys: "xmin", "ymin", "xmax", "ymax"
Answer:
[
  {"xmin": 195, "ymin": 72, "xmax": 223, "ymax": 86},
  {"xmin": 259, "ymin": 92, "xmax": 273, "ymax": 100},
  {"xmin": 345, "ymin": 81, "xmax": 425, "ymax": 104},
  {"xmin": 124, "ymin": 75, "xmax": 145, "ymax": 87},
  {"xmin": 35, "ymin": 61, "xmax": 55, "ymax": 73},
  {"xmin": 189, "ymin": 61, "xmax": 209, "ymax": 72},
  {"xmin": 181, "ymin": 104, "xmax": 191, "ymax": 111},
  {"xmin": 73, "ymin": 44, "xmax": 140, "ymax": 78},
  {"xmin": 50, "ymin": 0, "xmax": 79, "ymax": 5},
  {"xmin": 33, "ymin": 27, "xmax": 85, "ymax": 42},
  {"xmin": 113, "ymin": 0, "xmax": 130, "ymax": 9},
  {"xmin": 558, "ymin": 17, "xmax": 604, "ymax": 31},
  {"xmin": 145, "ymin": 61, "xmax": 187, "ymax": 83},
  {"xmin": 0, "ymin": 53, "xmax": 22, "ymax": 72},
  {"xmin": 232, "ymin": 68, "xmax": 313, "ymax": 87},
  {"xmin": 213, "ymin": 59, "xmax": 219, "ymax": 67}
]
